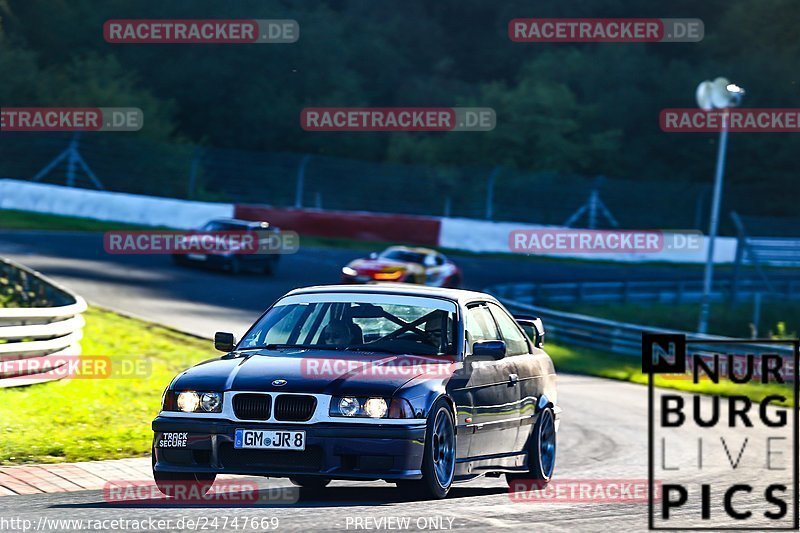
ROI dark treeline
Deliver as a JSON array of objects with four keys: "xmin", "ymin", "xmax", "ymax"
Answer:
[{"xmin": 0, "ymin": 0, "xmax": 798, "ymax": 215}]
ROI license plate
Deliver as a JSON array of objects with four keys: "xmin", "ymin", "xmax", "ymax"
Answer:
[
  {"xmin": 186, "ymin": 253, "xmax": 207, "ymax": 261},
  {"xmin": 234, "ymin": 429, "xmax": 305, "ymax": 451}
]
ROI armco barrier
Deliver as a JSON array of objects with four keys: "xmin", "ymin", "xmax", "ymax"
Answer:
[
  {"xmin": 235, "ymin": 204, "xmax": 441, "ymax": 246},
  {"xmin": 492, "ymin": 278, "xmax": 800, "ymax": 306},
  {"xmin": 490, "ymin": 283, "xmax": 795, "ymax": 359},
  {"xmin": 0, "ymin": 257, "xmax": 87, "ymax": 388}
]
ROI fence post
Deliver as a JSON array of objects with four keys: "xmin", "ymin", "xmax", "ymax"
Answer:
[
  {"xmin": 730, "ymin": 234, "xmax": 745, "ymax": 304},
  {"xmin": 295, "ymin": 154, "xmax": 311, "ymax": 208},
  {"xmin": 187, "ymin": 146, "xmax": 200, "ymax": 199},
  {"xmin": 485, "ymin": 166, "xmax": 501, "ymax": 220},
  {"xmin": 752, "ymin": 292, "xmax": 762, "ymax": 337}
]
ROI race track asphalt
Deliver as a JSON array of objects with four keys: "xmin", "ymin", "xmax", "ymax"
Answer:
[
  {"xmin": 0, "ymin": 231, "xmax": 794, "ymax": 532},
  {"xmin": 0, "ymin": 231, "xmax": 712, "ymax": 338}
]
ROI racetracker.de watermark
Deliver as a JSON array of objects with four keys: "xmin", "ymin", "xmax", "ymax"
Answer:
[
  {"xmin": 0, "ymin": 355, "xmax": 151, "ymax": 381},
  {"xmin": 104, "ymin": 19, "xmax": 298, "ymax": 44},
  {"xmin": 509, "ymin": 229, "xmax": 703, "ymax": 254},
  {"xmin": 1, "ymin": 107, "xmax": 142, "ymax": 132},
  {"xmin": 103, "ymin": 480, "xmax": 298, "ymax": 506},
  {"xmin": 509, "ymin": 18, "xmax": 703, "ymax": 43},
  {"xmin": 103, "ymin": 231, "xmax": 299, "ymax": 255},
  {"xmin": 661, "ymin": 108, "xmax": 800, "ymax": 132},
  {"xmin": 508, "ymin": 479, "xmax": 661, "ymax": 503},
  {"xmin": 301, "ymin": 357, "xmax": 458, "ymax": 380},
  {"xmin": 300, "ymin": 107, "xmax": 495, "ymax": 132}
]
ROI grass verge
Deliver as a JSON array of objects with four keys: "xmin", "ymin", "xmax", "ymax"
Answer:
[
  {"xmin": 546, "ymin": 342, "xmax": 794, "ymax": 407},
  {"xmin": 556, "ymin": 301, "xmax": 799, "ymax": 340},
  {"xmin": 0, "ymin": 307, "xmax": 217, "ymax": 465},
  {"xmin": 0, "ymin": 209, "xmax": 154, "ymax": 232}
]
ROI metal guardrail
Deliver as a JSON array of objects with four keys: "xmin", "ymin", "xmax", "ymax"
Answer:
[
  {"xmin": 489, "ymin": 282, "xmax": 795, "ymax": 359},
  {"xmin": 744, "ymin": 237, "xmax": 800, "ymax": 267},
  {"xmin": 0, "ymin": 257, "xmax": 87, "ymax": 388},
  {"xmin": 492, "ymin": 278, "xmax": 800, "ymax": 306}
]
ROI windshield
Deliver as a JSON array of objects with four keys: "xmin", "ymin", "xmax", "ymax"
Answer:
[
  {"xmin": 201, "ymin": 221, "xmax": 246, "ymax": 232},
  {"xmin": 239, "ymin": 293, "xmax": 457, "ymax": 356},
  {"xmin": 379, "ymin": 249, "xmax": 427, "ymax": 264}
]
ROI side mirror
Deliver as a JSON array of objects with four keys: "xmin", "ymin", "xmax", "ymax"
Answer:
[
  {"xmin": 214, "ymin": 331, "xmax": 236, "ymax": 352},
  {"xmin": 516, "ymin": 317, "xmax": 545, "ymax": 348},
  {"xmin": 369, "ymin": 252, "xmax": 379, "ymax": 259},
  {"xmin": 471, "ymin": 340, "xmax": 506, "ymax": 360}
]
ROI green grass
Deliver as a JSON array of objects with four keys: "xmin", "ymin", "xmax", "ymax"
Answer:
[
  {"xmin": 547, "ymin": 342, "xmax": 794, "ymax": 407},
  {"xmin": 0, "ymin": 209, "xmax": 153, "ymax": 232},
  {"xmin": 556, "ymin": 300, "xmax": 800, "ymax": 339},
  {"xmin": 0, "ymin": 307, "xmax": 217, "ymax": 465}
]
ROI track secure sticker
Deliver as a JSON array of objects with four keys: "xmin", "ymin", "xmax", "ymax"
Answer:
[{"xmin": 158, "ymin": 432, "xmax": 188, "ymax": 448}]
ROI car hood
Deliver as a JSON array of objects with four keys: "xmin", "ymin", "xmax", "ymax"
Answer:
[{"xmin": 170, "ymin": 350, "xmax": 456, "ymax": 396}]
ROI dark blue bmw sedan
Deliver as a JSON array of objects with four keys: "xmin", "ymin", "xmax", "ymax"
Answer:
[{"xmin": 152, "ymin": 284, "xmax": 560, "ymax": 499}]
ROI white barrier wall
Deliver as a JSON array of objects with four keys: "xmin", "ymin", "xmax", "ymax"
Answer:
[
  {"xmin": 438, "ymin": 217, "xmax": 738, "ymax": 264},
  {"xmin": 0, "ymin": 179, "xmax": 234, "ymax": 229},
  {"xmin": 0, "ymin": 179, "xmax": 738, "ymax": 263}
]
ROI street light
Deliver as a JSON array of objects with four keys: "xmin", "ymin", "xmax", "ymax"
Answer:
[{"xmin": 696, "ymin": 77, "xmax": 745, "ymax": 334}]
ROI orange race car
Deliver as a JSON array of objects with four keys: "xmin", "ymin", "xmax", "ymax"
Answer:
[{"xmin": 341, "ymin": 246, "xmax": 462, "ymax": 288}]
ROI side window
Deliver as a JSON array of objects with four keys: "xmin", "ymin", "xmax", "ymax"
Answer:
[
  {"xmin": 435, "ymin": 254, "xmax": 445, "ymax": 266},
  {"xmin": 488, "ymin": 303, "xmax": 530, "ymax": 356},
  {"xmin": 465, "ymin": 304, "xmax": 501, "ymax": 353}
]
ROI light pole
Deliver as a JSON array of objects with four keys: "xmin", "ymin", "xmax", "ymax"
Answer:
[{"xmin": 696, "ymin": 78, "xmax": 745, "ymax": 334}]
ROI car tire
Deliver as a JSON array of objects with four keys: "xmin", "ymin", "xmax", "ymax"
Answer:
[
  {"xmin": 263, "ymin": 257, "xmax": 278, "ymax": 276},
  {"xmin": 506, "ymin": 407, "xmax": 556, "ymax": 491},
  {"xmin": 397, "ymin": 398, "xmax": 455, "ymax": 499},
  {"xmin": 445, "ymin": 274, "xmax": 461, "ymax": 288}
]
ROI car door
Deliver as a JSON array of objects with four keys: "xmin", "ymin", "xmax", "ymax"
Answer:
[
  {"xmin": 455, "ymin": 303, "xmax": 521, "ymax": 462},
  {"xmin": 487, "ymin": 302, "xmax": 554, "ymax": 452}
]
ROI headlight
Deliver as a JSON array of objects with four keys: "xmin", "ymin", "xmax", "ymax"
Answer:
[
  {"xmin": 363, "ymin": 398, "xmax": 388, "ymax": 418},
  {"xmin": 338, "ymin": 397, "xmax": 360, "ymax": 416},
  {"xmin": 169, "ymin": 391, "xmax": 223, "ymax": 413},
  {"xmin": 177, "ymin": 391, "xmax": 200, "ymax": 412},
  {"xmin": 331, "ymin": 397, "xmax": 415, "ymax": 419},
  {"xmin": 200, "ymin": 392, "xmax": 223, "ymax": 413},
  {"xmin": 342, "ymin": 267, "xmax": 358, "ymax": 276}
]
